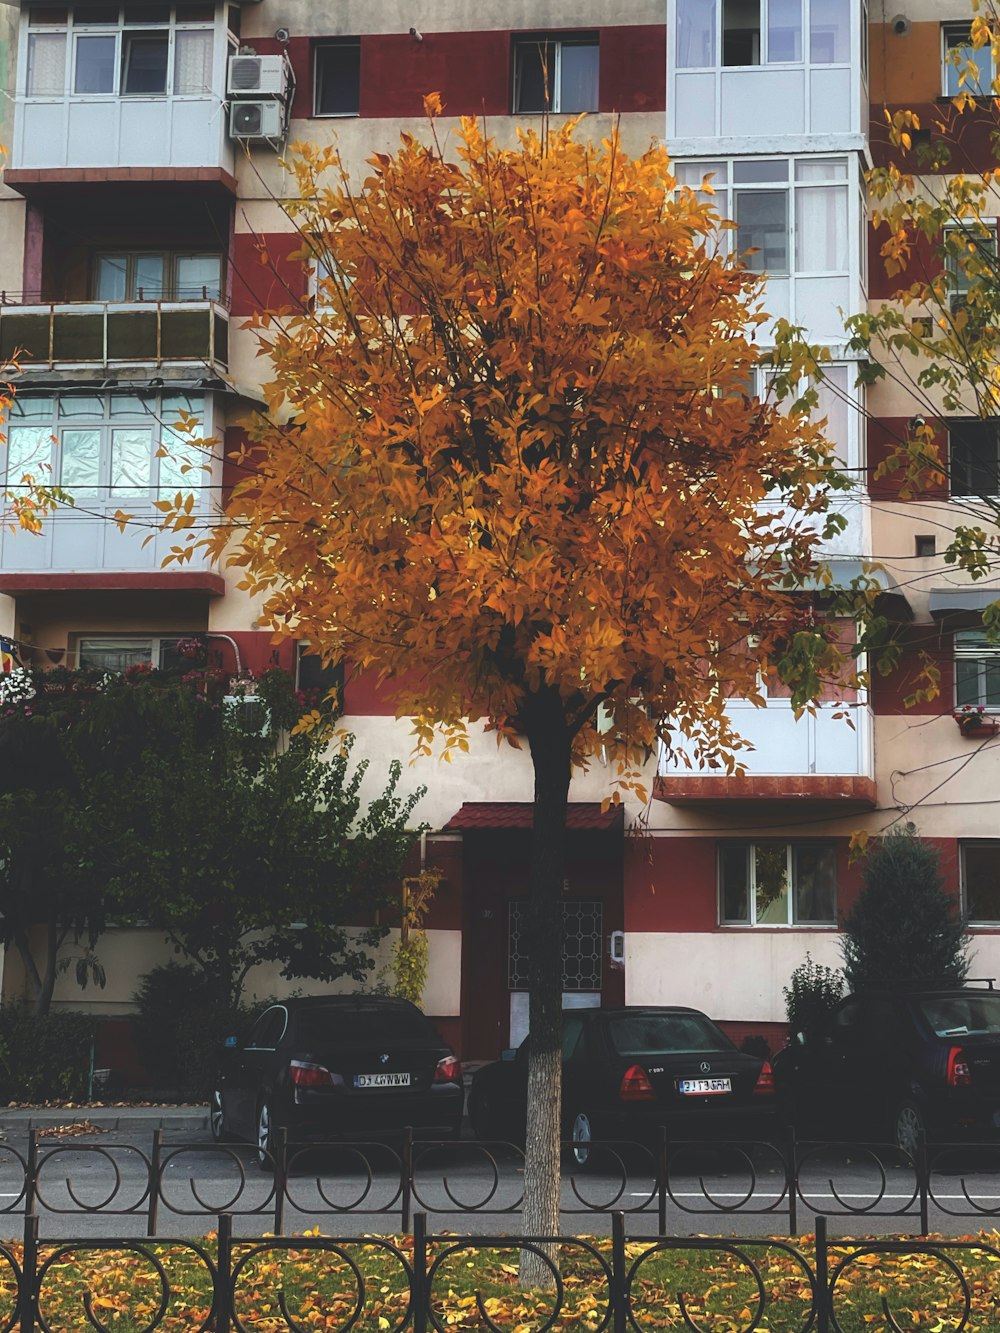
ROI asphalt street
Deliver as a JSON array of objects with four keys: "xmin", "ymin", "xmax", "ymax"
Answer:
[{"xmin": 0, "ymin": 1121, "xmax": 998, "ymax": 1241}]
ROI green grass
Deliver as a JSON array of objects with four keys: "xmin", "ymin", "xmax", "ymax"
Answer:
[{"xmin": 0, "ymin": 1231, "xmax": 998, "ymax": 1331}]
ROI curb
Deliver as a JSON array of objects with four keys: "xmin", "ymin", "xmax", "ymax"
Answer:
[{"xmin": 0, "ymin": 1107, "xmax": 210, "ymax": 1132}]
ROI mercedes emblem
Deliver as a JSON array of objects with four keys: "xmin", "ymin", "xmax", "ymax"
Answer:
[{"xmin": 700, "ymin": 1061, "xmax": 711, "ymax": 1073}]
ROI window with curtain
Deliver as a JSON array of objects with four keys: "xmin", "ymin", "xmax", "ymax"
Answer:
[
  {"xmin": 513, "ymin": 35, "xmax": 599, "ymax": 113},
  {"xmin": 676, "ymin": 0, "xmax": 716, "ymax": 66},
  {"xmin": 26, "ymin": 32, "xmax": 67, "ymax": 94},
  {"xmin": 955, "ymin": 630, "xmax": 1000, "ymax": 709},
  {"xmin": 174, "ymin": 28, "xmax": 213, "ymax": 93}
]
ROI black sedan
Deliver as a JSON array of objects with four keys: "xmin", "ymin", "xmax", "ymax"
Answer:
[
  {"xmin": 468, "ymin": 1006, "xmax": 775, "ymax": 1160},
  {"xmin": 772, "ymin": 987, "xmax": 1000, "ymax": 1155},
  {"xmin": 211, "ymin": 995, "xmax": 464, "ymax": 1163}
]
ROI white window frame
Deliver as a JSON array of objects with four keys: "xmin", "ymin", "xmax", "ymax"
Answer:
[
  {"xmin": 943, "ymin": 22, "xmax": 995, "ymax": 98},
  {"xmin": 312, "ymin": 37, "xmax": 361, "ymax": 118},
  {"xmin": 2, "ymin": 391, "xmax": 212, "ymax": 511},
  {"xmin": 961, "ymin": 840, "xmax": 1000, "ymax": 925},
  {"xmin": 676, "ymin": 0, "xmax": 851, "ymax": 70},
  {"xmin": 718, "ymin": 840, "xmax": 838, "ymax": 927},
  {"xmin": 92, "ymin": 250, "xmax": 224, "ymax": 302},
  {"xmin": 673, "ymin": 154, "xmax": 851, "ymax": 279},
  {"xmin": 955, "ymin": 629, "xmax": 1000, "ymax": 711},
  {"xmin": 22, "ymin": 3, "xmax": 217, "ymax": 101},
  {"xmin": 944, "ymin": 221, "xmax": 998, "ymax": 313},
  {"xmin": 512, "ymin": 33, "xmax": 599, "ymax": 114}
]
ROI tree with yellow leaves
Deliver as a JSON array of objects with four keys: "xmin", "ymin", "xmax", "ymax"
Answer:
[{"xmin": 190, "ymin": 105, "xmax": 851, "ymax": 1266}]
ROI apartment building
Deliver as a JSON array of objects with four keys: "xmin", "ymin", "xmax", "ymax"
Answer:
[{"xmin": 0, "ymin": 0, "xmax": 997, "ymax": 1059}]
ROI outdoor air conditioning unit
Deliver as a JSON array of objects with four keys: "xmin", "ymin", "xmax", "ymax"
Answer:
[
  {"xmin": 229, "ymin": 98, "xmax": 285, "ymax": 141},
  {"xmin": 227, "ymin": 54, "xmax": 289, "ymax": 97}
]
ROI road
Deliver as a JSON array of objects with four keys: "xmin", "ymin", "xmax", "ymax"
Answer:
[{"xmin": 0, "ymin": 1125, "xmax": 999, "ymax": 1241}]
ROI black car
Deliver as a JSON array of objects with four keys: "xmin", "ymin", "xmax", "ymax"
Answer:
[
  {"xmin": 211, "ymin": 996, "xmax": 464, "ymax": 1161},
  {"xmin": 772, "ymin": 987, "xmax": 1000, "ymax": 1155},
  {"xmin": 468, "ymin": 1006, "xmax": 775, "ymax": 1159}
]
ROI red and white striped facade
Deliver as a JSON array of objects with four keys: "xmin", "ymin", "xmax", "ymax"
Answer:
[{"xmin": 1, "ymin": 0, "xmax": 1000, "ymax": 1060}]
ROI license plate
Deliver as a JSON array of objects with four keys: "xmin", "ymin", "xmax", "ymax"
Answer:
[
  {"xmin": 679, "ymin": 1078, "xmax": 732, "ymax": 1095},
  {"xmin": 354, "ymin": 1072, "xmax": 411, "ymax": 1088}
]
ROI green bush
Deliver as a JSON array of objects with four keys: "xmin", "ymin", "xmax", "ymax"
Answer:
[
  {"xmin": 783, "ymin": 952, "xmax": 845, "ymax": 1036},
  {"xmin": 132, "ymin": 964, "xmax": 259, "ymax": 1099},
  {"xmin": 0, "ymin": 1009, "xmax": 96, "ymax": 1102},
  {"xmin": 841, "ymin": 825, "xmax": 969, "ymax": 992}
]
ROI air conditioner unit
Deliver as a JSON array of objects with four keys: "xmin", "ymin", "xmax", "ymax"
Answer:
[
  {"xmin": 227, "ymin": 54, "xmax": 288, "ymax": 97},
  {"xmin": 229, "ymin": 98, "xmax": 285, "ymax": 141}
]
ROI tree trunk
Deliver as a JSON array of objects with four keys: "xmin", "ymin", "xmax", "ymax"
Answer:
[{"xmin": 520, "ymin": 684, "xmax": 572, "ymax": 1288}]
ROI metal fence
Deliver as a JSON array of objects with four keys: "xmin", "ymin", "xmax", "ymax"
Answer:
[
  {"xmin": 6, "ymin": 1128, "xmax": 1000, "ymax": 1236},
  {"xmin": 5, "ymin": 1211, "xmax": 1000, "ymax": 1332}
]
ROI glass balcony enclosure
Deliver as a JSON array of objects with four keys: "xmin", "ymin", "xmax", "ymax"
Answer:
[
  {"xmin": 0, "ymin": 390, "xmax": 220, "ymax": 576},
  {"xmin": 12, "ymin": 1, "xmax": 235, "ymax": 172},
  {"xmin": 0, "ymin": 301, "xmax": 229, "ymax": 371}
]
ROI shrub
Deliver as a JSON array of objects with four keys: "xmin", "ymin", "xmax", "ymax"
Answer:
[
  {"xmin": 0, "ymin": 1009, "xmax": 96, "ymax": 1102},
  {"xmin": 132, "ymin": 964, "xmax": 258, "ymax": 1099},
  {"xmin": 783, "ymin": 952, "xmax": 845, "ymax": 1036},
  {"xmin": 738, "ymin": 1034, "xmax": 772, "ymax": 1061},
  {"xmin": 841, "ymin": 825, "xmax": 970, "ymax": 992}
]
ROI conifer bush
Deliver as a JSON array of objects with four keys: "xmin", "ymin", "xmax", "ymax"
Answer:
[{"xmin": 840, "ymin": 825, "xmax": 969, "ymax": 992}]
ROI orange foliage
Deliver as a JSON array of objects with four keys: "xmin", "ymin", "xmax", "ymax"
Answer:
[{"xmin": 206, "ymin": 114, "xmax": 844, "ymax": 783}]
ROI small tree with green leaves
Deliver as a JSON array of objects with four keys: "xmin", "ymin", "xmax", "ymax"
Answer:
[
  {"xmin": 841, "ymin": 826, "xmax": 970, "ymax": 992},
  {"xmin": 783, "ymin": 952, "xmax": 845, "ymax": 1036}
]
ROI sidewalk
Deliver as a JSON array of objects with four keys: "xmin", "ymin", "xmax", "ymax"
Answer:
[{"xmin": 0, "ymin": 1105, "xmax": 209, "ymax": 1131}]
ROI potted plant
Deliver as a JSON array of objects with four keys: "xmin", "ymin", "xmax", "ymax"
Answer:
[{"xmin": 954, "ymin": 704, "xmax": 999, "ymax": 738}]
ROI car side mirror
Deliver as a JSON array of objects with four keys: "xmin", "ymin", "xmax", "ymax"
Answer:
[
  {"xmin": 224, "ymin": 1035, "xmax": 238, "ymax": 1049},
  {"xmin": 794, "ymin": 1030, "xmax": 807, "ymax": 1046}
]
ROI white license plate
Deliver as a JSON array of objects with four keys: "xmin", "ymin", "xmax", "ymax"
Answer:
[
  {"xmin": 679, "ymin": 1078, "xmax": 732, "ymax": 1095},
  {"xmin": 354, "ymin": 1072, "xmax": 411, "ymax": 1088}
]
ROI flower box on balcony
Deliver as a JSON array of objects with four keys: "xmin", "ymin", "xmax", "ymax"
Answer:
[{"xmin": 954, "ymin": 708, "xmax": 999, "ymax": 738}]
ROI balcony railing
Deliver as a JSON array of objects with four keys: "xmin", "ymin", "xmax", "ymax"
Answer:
[
  {"xmin": 656, "ymin": 698, "xmax": 875, "ymax": 804},
  {"xmin": 0, "ymin": 299, "xmax": 229, "ymax": 371}
]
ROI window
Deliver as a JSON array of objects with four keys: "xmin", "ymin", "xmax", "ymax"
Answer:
[
  {"xmin": 3, "ymin": 392, "xmax": 208, "ymax": 507},
  {"xmin": 296, "ymin": 642, "xmax": 343, "ymax": 700},
  {"xmin": 679, "ymin": 0, "xmax": 814, "ymax": 67},
  {"xmin": 513, "ymin": 34, "xmax": 599, "ymax": 114},
  {"xmin": 246, "ymin": 1006, "xmax": 288, "ymax": 1050},
  {"xmin": 313, "ymin": 39, "xmax": 360, "ymax": 116},
  {"xmin": 93, "ymin": 252, "xmax": 223, "ymax": 301},
  {"xmin": 962, "ymin": 842, "xmax": 1000, "ymax": 923},
  {"xmin": 915, "ymin": 535, "xmax": 936, "ymax": 557},
  {"xmin": 944, "ymin": 24, "xmax": 995, "ymax": 97},
  {"xmin": 944, "ymin": 223, "xmax": 998, "ymax": 313},
  {"xmin": 26, "ymin": 3, "xmax": 215, "ymax": 100},
  {"xmin": 76, "ymin": 635, "xmax": 190, "ymax": 671},
  {"xmin": 810, "ymin": 0, "xmax": 850, "ymax": 62},
  {"xmin": 675, "ymin": 155, "xmax": 849, "ymax": 279},
  {"xmin": 955, "ymin": 629, "xmax": 1000, "ymax": 710},
  {"xmin": 948, "ymin": 419, "xmax": 1000, "ymax": 497},
  {"xmin": 719, "ymin": 841, "xmax": 837, "ymax": 925}
]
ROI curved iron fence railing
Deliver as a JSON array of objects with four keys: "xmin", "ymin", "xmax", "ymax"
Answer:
[
  {"xmin": 9, "ymin": 1126, "xmax": 1000, "ymax": 1235},
  {"xmin": 6, "ymin": 1211, "xmax": 1000, "ymax": 1333}
]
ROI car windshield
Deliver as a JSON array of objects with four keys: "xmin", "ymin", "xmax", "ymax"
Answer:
[
  {"xmin": 606, "ymin": 1013, "xmax": 732, "ymax": 1056},
  {"xmin": 294, "ymin": 1006, "xmax": 436, "ymax": 1046},
  {"xmin": 918, "ymin": 995, "xmax": 1000, "ymax": 1038}
]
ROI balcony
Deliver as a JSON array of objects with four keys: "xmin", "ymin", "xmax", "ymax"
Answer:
[
  {"xmin": 655, "ymin": 699, "xmax": 876, "ymax": 805},
  {"xmin": 0, "ymin": 301, "xmax": 229, "ymax": 373}
]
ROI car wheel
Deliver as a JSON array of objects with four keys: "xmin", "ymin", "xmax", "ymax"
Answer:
[
  {"xmin": 570, "ymin": 1110, "xmax": 594, "ymax": 1169},
  {"xmin": 255, "ymin": 1100, "xmax": 274, "ymax": 1172},
  {"xmin": 209, "ymin": 1088, "xmax": 233, "ymax": 1143},
  {"xmin": 894, "ymin": 1100, "xmax": 926, "ymax": 1160}
]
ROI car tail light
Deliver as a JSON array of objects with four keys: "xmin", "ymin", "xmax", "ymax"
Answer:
[
  {"xmin": 434, "ymin": 1056, "xmax": 462, "ymax": 1084},
  {"xmin": 290, "ymin": 1059, "xmax": 335, "ymax": 1088},
  {"xmin": 948, "ymin": 1046, "xmax": 972, "ymax": 1088},
  {"xmin": 753, "ymin": 1061, "xmax": 775, "ymax": 1096},
  {"xmin": 619, "ymin": 1064, "xmax": 655, "ymax": 1102}
]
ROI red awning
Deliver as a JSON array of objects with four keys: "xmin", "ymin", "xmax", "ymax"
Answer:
[{"xmin": 444, "ymin": 802, "xmax": 623, "ymax": 831}]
